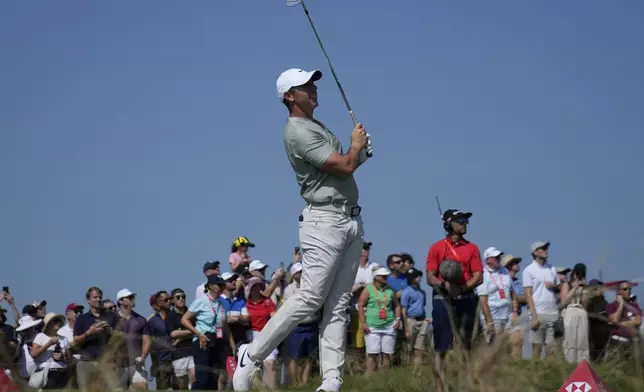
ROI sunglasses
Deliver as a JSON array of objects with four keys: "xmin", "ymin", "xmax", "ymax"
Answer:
[
  {"xmin": 159, "ymin": 298, "xmax": 170, "ymax": 303},
  {"xmin": 106, "ymin": 306, "xmax": 116, "ymax": 311},
  {"xmin": 174, "ymin": 295, "xmax": 186, "ymax": 300},
  {"xmin": 620, "ymin": 287, "xmax": 632, "ymax": 292}
]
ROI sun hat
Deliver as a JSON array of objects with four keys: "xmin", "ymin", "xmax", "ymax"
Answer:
[
  {"xmin": 290, "ymin": 262, "xmax": 303, "ymax": 277},
  {"xmin": 245, "ymin": 277, "xmax": 266, "ymax": 298},
  {"xmin": 500, "ymin": 254, "xmax": 522, "ymax": 268},
  {"xmin": 249, "ymin": 260, "xmax": 268, "ymax": 272},
  {"xmin": 372, "ymin": 267, "xmax": 391, "ymax": 278},
  {"xmin": 43, "ymin": 313, "xmax": 65, "ymax": 332},
  {"xmin": 16, "ymin": 315, "xmax": 43, "ymax": 332}
]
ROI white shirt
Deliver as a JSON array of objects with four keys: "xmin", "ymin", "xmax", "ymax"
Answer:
[
  {"xmin": 18, "ymin": 342, "xmax": 36, "ymax": 378},
  {"xmin": 58, "ymin": 324, "xmax": 80, "ymax": 360},
  {"xmin": 476, "ymin": 266, "xmax": 513, "ymax": 322},
  {"xmin": 32, "ymin": 332, "xmax": 69, "ymax": 370},
  {"xmin": 195, "ymin": 281, "xmax": 207, "ymax": 300},
  {"xmin": 522, "ymin": 260, "xmax": 560, "ymax": 315},
  {"xmin": 351, "ymin": 262, "xmax": 376, "ymax": 309}
]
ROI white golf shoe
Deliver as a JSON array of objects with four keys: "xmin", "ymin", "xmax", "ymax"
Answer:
[
  {"xmin": 232, "ymin": 344, "xmax": 261, "ymax": 391},
  {"xmin": 316, "ymin": 377, "xmax": 343, "ymax": 392}
]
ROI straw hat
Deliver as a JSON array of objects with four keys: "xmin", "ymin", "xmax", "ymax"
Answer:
[
  {"xmin": 501, "ymin": 254, "xmax": 522, "ymax": 268},
  {"xmin": 43, "ymin": 312, "xmax": 65, "ymax": 331}
]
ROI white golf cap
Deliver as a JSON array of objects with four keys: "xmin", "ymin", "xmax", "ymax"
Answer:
[
  {"xmin": 249, "ymin": 260, "xmax": 268, "ymax": 272},
  {"xmin": 221, "ymin": 272, "xmax": 238, "ymax": 281},
  {"xmin": 116, "ymin": 289, "xmax": 136, "ymax": 300},
  {"xmin": 290, "ymin": 262, "xmax": 303, "ymax": 276},
  {"xmin": 276, "ymin": 68, "xmax": 322, "ymax": 100},
  {"xmin": 531, "ymin": 240, "xmax": 550, "ymax": 252},
  {"xmin": 372, "ymin": 267, "xmax": 391, "ymax": 278},
  {"xmin": 483, "ymin": 247, "xmax": 503, "ymax": 260}
]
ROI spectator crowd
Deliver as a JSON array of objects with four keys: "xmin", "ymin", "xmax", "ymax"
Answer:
[{"xmin": 1, "ymin": 221, "xmax": 643, "ymax": 391}]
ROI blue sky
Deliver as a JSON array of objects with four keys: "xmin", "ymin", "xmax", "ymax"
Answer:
[{"xmin": 2, "ymin": 0, "xmax": 643, "ymax": 324}]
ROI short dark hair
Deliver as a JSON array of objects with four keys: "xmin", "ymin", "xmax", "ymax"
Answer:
[
  {"xmin": 86, "ymin": 287, "xmax": 103, "ymax": 300},
  {"xmin": 400, "ymin": 253, "xmax": 415, "ymax": 265},
  {"xmin": 154, "ymin": 290, "xmax": 169, "ymax": 303},
  {"xmin": 386, "ymin": 254, "xmax": 402, "ymax": 267}
]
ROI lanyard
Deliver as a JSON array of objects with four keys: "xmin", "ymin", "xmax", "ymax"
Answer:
[
  {"xmin": 207, "ymin": 294, "xmax": 220, "ymax": 327},
  {"xmin": 489, "ymin": 270, "xmax": 505, "ymax": 293},
  {"xmin": 373, "ymin": 285, "xmax": 388, "ymax": 309},
  {"xmin": 444, "ymin": 240, "xmax": 461, "ymax": 261}
]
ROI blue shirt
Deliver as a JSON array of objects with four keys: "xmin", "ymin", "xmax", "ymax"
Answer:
[
  {"xmin": 386, "ymin": 275, "xmax": 408, "ymax": 294},
  {"xmin": 511, "ymin": 276, "xmax": 526, "ymax": 314},
  {"xmin": 476, "ymin": 267, "xmax": 513, "ymax": 322},
  {"xmin": 146, "ymin": 314, "xmax": 173, "ymax": 361},
  {"xmin": 188, "ymin": 294, "xmax": 225, "ymax": 341},
  {"xmin": 401, "ymin": 285, "xmax": 426, "ymax": 318},
  {"xmin": 219, "ymin": 295, "xmax": 247, "ymax": 313},
  {"xmin": 73, "ymin": 310, "xmax": 119, "ymax": 360}
]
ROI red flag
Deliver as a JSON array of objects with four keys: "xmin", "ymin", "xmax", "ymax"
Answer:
[{"xmin": 558, "ymin": 360, "xmax": 612, "ymax": 392}]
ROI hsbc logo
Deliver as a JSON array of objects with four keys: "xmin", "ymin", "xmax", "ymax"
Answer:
[{"xmin": 565, "ymin": 382, "xmax": 592, "ymax": 392}]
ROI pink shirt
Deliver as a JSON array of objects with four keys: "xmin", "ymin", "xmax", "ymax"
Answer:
[{"xmin": 229, "ymin": 252, "xmax": 250, "ymax": 272}]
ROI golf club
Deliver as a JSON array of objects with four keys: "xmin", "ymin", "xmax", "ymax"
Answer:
[{"xmin": 286, "ymin": 0, "xmax": 373, "ymax": 157}]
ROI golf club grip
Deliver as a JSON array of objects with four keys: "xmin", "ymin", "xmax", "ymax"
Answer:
[{"xmin": 349, "ymin": 111, "xmax": 373, "ymax": 158}]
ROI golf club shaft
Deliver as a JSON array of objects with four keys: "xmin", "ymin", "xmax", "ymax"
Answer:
[{"xmin": 299, "ymin": 1, "xmax": 356, "ymax": 126}]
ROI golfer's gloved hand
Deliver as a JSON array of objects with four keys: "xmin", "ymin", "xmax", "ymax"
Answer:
[{"xmin": 359, "ymin": 133, "xmax": 373, "ymax": 163}]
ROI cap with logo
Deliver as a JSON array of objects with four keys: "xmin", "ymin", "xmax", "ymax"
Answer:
[
  {"xmin": 406, "ymin": 268, "xmax": 423, "ymax": 280},
  {"xmin": 65, "ymin": 303, "xmax": 84, "ymax": 313},
  {"xmin": 556, "ymin": 266, "xmax": 571, "ymax": 275},
  {"xmin": 483, "ymin": 247, "xmax": 504, "ymax": 260},
  {"xmin": 531, "ymin": 241, "xmax": 550, "ymax": 253},
  {"xmin": 442, "ymin": 209, "xmax": 473, "ymax": 222},
  {"xmin": 276, "ymin": 68, "xmax": 323, "ymax": 100},
  {"xmin": 32, "ymin": 300, "xmax": 47, "ymax": 308},
  {"xmin": 362, "ymin": 241, "xmax": 373, "ymax": 250},
  {"xmin": 249, "ymin": 260, "xmax": 268, "ymax": 272},
  {"xmin": 116, "ymin": 289, "xmax": 136, "ymax": 301}
]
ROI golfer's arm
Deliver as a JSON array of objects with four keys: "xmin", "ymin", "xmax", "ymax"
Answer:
[
  {"xmin": 321, "ymin": 149, "xmax": 362, "ymax": 177},
  {"xmin": 524, "ymin": 287, "xmax": 538, "ymax": 319}
]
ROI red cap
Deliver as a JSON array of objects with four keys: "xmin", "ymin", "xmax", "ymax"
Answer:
[
  {"xmin": 65, "ymin": 303, "xmax": 84, "ymax": 312},
  {"xmin": 149, "ymin": 294, "xmax": 157, "ymax": 306}
]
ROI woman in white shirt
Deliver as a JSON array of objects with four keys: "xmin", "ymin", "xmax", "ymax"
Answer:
[
  {"xmin": 30, "ymin": 313, "xmax": 70, "ymax": 389},
  {"xmin": 16, "ymin": 315, "xmax": 42, "ymax": 380}
]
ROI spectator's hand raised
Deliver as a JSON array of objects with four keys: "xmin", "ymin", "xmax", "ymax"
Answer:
[
  {"xmin": 274, "ymin": 268, "xmax": 286, "ymax": 280},
  {"xmin": 4, "ymin": 293, "xmax": 14, "ymax": 305}
]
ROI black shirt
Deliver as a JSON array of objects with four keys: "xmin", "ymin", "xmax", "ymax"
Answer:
[
  {"xmin": 73, "ymin": 310, "xmax": 119, "ymax": 360},
  {"xmin": 165, "ymin": 310, "xmax": 192, "ymax": 360}
]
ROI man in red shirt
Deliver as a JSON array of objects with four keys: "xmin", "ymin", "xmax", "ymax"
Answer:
[{"xmin": 426, "ymin": 209, "xmax": 483, "ymax": 392}]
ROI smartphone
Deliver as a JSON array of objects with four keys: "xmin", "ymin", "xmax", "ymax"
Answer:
[{"xmin": 2, "ymin": 286, "xmax": 8, "ymax": 293}]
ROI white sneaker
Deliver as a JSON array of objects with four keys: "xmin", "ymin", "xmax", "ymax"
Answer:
[
  {"xmin": 316, "ymin": 377, "xmax": 343, "ymax": 392},
  {"xmin": 232, "ymin": 344, "xmax": 261, "ymax": 391}
]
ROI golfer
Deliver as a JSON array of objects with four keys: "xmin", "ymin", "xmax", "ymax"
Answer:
[{"xmin": 233, "ymin": 68, "xmax": 370, "ymax": 392}]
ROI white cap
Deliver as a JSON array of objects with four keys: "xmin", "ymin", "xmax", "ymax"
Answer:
[
  {"xmin": 276, "ymin": 68, "xmax": 322, "ymax": 100},
  {"xmin": 116, "ymin": 289, "xmax": 136, "ymax": 301},
  {"xmin": 372, "ymin": 267, "xmax": 391, "ymax": 278},
  {"xmin": 16, "ymin": 315, "xmax": 43, "ymax": 332},
  {"xmin": 531, "ymin": 240, "xmax": 550, "ymax": 252},
  {"xmin": 221, "ymin": 272, "xmax": 238, "ymax": 281},
  {"xmin": 483, "ymin": 247, "xmax": 503, "ymax": 260},
  {"xmin": 290, "ymin": 262, "xmax": 303, "ymax": 276},
  {"xmin": 249, "ymin": 260, "xmax": 267, "ymax": 272}
]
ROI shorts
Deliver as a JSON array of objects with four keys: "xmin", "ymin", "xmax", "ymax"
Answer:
[
  {"xmin": 529, "ymin": 313, "xmax": 558, "ymax": 345},
  {"xmin": 117, "ymin": 365, "xmax": 147, "ymax": 388},
  {"xmin": 432, "ymin": 294, "xmax": 478, "ymax": 353},
  {"xmin": 365, "ymin": 325, "xmax": 396, "ymax": 355},
  {"xmin": 406, "ymin": 317, "xmax": 428, "ymax": 351},
  {"xmin": 172, "ymin": 356, "xmax": 195, "ymax": 377},
  {"xmin": 285, "ymin": 324, "xmax": 319, "ymax": 360},
  {"xmin": 349, "ymin": 308, "xmax": 365, "ymax": 349},
  {"xmin": 250, "ymin": 330, "xmax": 278, "ymax": 362}
]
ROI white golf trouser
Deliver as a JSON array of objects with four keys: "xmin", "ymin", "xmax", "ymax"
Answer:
[{"xmin": 248, "ymin": 207, "xmax": 364, "ymax": 380}]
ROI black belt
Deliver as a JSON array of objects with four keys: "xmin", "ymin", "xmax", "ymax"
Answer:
[{"xmin": 411, "ymin": 316, "xmax": 426, "ymax": 321}]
